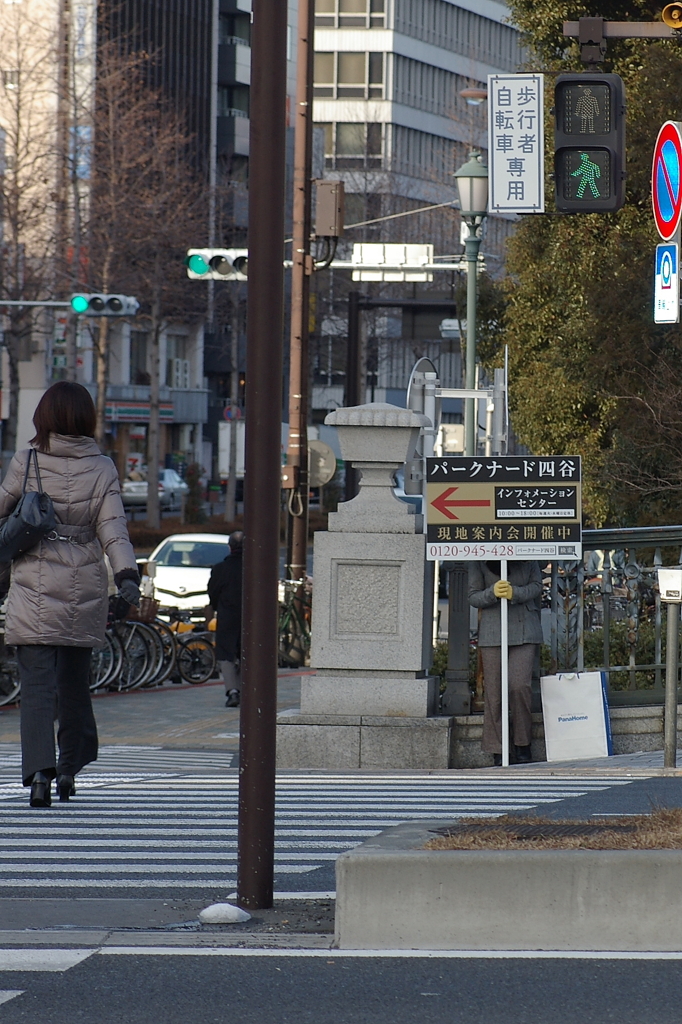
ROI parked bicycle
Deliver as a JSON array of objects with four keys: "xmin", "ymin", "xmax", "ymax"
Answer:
[
  {"xmin": 89, "ymin": 597, "xmax": 215, "ymax": 692},
  {"xmin": 278, "ymin": 578, "xmax": 312, "ymax": 668}
]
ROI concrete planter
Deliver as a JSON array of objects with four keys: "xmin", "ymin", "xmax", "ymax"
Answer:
[{"xmin": 335, "ymin": 821, "xmax": 682, "ymax": 951}]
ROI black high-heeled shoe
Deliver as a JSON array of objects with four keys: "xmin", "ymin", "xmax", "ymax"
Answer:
[
  {"xmin": 30, "ymin": 772, "xmax": 52, "ymax": 808},
  {"xmin": 56, "ymin": 775, "xmax": 76, "ymax": 802}
]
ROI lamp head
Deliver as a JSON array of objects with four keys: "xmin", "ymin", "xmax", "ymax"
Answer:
[{"xmin": 454, "ymin": 150, "xmax": 489, "ymax": 222}]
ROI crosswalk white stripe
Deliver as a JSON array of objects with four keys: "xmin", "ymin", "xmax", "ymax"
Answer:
[
  {"xmin": 0, "ymin": 864, "xmax": 314, "ymax": 874},
  {"xmin": 0, "ymin": 950, "xmax": 93, "ymax": 971},
  {"xmin": 0, "ymin": 788, "xmax": 615, "ymax": 799},
  {"xmin": 0, "ymin": 765, "xmax": 635, "ymax": 891},
  {"xmin": 0, "ymin": 840, "xmax": 357, "ymax": 849},
  {"xmin": 0, "ymin": 828, "xmax": 379, "ymax": 837},
  {"xmin": 0, "ymin": 991, "xmax": 24, "ymax": 1005},
  {"xmin": 0, "ymin": 807, "xmax": 575, "ymax": 822},
  {"xmin": 0, "ymin": 879, "xmax": 239, "ymax": 888},
  {"xmin": 0, "ymin": 801, "xmax": 592, "ymax": 813}
]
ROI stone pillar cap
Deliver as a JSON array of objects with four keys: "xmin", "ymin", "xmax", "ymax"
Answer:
[{"xmin": 325, "ymin": 402, "xmax": 428, "ymax": 429}]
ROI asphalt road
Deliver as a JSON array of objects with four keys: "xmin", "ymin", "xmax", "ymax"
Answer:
[
  {"xmin": 1, "ymin": 661, "xmax": 681, "ymax": 1021},
  {"xmin": 1, "ymin": 953, "xmax": 682, "ymax": 1023}
]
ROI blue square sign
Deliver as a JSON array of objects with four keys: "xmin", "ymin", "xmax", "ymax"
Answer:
[{"xmin": 655, "ymin": 243, "xmax": 679, "ymax": 324}]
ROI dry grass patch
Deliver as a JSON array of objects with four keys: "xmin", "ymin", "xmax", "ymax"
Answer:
[{"xmin": 425, "ymin": 808, "xmax": 682, "ymax": 851}]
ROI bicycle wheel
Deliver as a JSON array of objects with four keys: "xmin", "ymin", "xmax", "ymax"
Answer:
[
  {"xmin": 115, "ymin": 623, "xmax": 153, "ymax": 691},
  {"xmin": 0, "ymin": 647, "xmax": 20, "ymax": 707},
  {"xmin": 90, "ymin": 632, "xmax": 123, "ymax": 691},
  {"xmin": 135, "ymin": 622, "xmax": 166, "ymax": 686},
  {"xmin": 146, "ymin": 620, "xmax": 177, "ymax": 684},
  {"xmin": 176, "ymin": 634, "xmax": 216, "ymax": 684},
  {"xmin": 278, "ymin": 608, "xmax": 310, "ymax": 667}
]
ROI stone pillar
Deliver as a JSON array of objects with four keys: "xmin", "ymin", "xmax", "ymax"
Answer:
[{"xmin": 277, "ymin": 403, "xmax": 454, "ymax": 769}]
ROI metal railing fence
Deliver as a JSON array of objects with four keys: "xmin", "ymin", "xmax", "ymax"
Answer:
[{"xmin": 549, "ymin": 525, "xmax": 682, "ymax": 707}]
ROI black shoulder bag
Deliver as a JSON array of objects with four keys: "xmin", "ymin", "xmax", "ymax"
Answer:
[{"xmin": 0, "ymin": 449, "xmax": 57, "ymax": 561}]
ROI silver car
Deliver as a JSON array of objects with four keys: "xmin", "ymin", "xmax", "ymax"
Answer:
[{"xmin": 121, "ymin": 468, "xmax": 190, "ymax": 510}]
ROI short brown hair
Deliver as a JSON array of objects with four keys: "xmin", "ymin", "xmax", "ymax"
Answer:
[{"xmin": 31, "ymin": 382, "xmax": 97, "ymax": 452}]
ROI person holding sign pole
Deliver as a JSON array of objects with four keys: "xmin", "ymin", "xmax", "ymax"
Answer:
[{"xmin": 469, "ymin": 561, "xmax": 543, "ymax": 765}]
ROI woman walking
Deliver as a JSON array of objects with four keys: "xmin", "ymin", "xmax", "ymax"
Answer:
[
  {"xmin": 0, "ymin": 382, "xmax": 140, "ymax": 807},
  {"xmin": 469, "ymin": 560, "xmax": 543, "ymax": 765}
]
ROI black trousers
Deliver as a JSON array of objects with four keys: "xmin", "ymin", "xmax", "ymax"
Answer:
[{"xmin": 17, "ymin": 645, "xmax": 97, "ymax": 786}]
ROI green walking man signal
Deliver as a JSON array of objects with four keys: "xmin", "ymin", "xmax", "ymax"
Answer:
[
  {"xmin": 572, "ymin": 153, "xmax": 601, "ymax": 198},
  {"xmin": 554, "ymin": 73, "xmax": 625, "ymax": 213}
]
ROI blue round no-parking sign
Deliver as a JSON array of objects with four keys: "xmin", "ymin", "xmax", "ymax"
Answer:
[{"xmin": 653, "ymin": 121, "xmax": 682, "ymax": 241}]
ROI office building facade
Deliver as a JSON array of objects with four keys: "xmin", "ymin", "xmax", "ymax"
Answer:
[{"xmin": 310, "ymin": 0, "xmax": 523, "ymax": 419}]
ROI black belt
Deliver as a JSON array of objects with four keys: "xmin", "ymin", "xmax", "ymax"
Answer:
[{"xmin": 47, "ymin": 525, "xmax": 97, "ymax": 544}]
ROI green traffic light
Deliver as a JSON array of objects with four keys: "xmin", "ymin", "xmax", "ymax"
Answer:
[
  {"xmin": 187, "ymin": 254, "xmax": 209, "ymax": 275},
  {"xmin": 70, "ymin": 295, "xmax": 89, "ymax": 313}
]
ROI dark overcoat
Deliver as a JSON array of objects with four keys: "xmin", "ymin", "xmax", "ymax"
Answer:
[{"xmin": 207, "ymin": 551, "xmax": 243, "ymax": 661}]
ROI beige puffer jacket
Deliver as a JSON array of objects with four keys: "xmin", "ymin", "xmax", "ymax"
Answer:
[{"xmin": 0, "ymin": 435, "xmax": 138, "ymax": 647}]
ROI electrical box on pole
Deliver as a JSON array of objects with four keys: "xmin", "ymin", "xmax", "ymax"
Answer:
[
  {"xmin": 554, "ymin": 73, "xmax": 626, "ymax": 213},
  {"xmin": 314, "ymin": 180, "xmax": 345, "ymax": 237}
]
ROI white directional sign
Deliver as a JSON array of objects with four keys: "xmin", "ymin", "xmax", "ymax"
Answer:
[
  {"xmin": 654, "ymin": 243, "xmax": 680, "ymax": 323},
  {"xmin": 488, "ymin": 74, "xmax": 545, "ymax": 215}
]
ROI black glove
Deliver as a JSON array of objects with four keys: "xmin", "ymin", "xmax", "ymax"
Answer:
[{"xmin": 119, "ymin": 578, "xmax": 141, "ymax": 607}]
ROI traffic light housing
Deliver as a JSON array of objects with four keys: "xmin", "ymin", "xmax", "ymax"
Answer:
[
  {"xmin": 184, "ymin": 248, "xmax": 248, "ymax": 281},
  {"xmin": 554, "ymin": 73, "xmax": 626, "ymax": 213},
  {"xmin": 70, "ymin": 294, "xmax": 140, "ymax": 316}
]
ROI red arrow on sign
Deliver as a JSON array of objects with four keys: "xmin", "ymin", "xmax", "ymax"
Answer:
[{"xmin": 431, "ymin": 486, "xmax": 491, "ymax": 521}]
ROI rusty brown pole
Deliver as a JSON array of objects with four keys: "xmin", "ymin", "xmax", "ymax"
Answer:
[
  {"xmin": 236, "ymin": 0, "xmax": 287, "ymax": 910},
  {"xmin": 283, "ymin": 0, "xmax": 314, "ymax": 582}
]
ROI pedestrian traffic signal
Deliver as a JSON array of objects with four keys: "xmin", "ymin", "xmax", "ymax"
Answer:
[
  {"xmin": 70, "ymin": 294, "xmax": 140, "ymax": 316},
  {"xmin": 554, "ymin": 74, "xmax": 626, "ymax": 213},
  {"xmin": 184, "ymin": 249, "xmax": 248, "ymax": 281}
]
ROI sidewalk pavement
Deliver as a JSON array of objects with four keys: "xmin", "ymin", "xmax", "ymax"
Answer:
[
  {"xmin": 0, "ymin": 671, "xmax": 303, "ymax": 753},
  {"xmin": 1, "ymin": 671, "xmax": 680, "ymax": 774}
]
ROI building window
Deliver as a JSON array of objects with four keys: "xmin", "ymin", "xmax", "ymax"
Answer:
[
  {"xmin": 314, "ymin": 51, "xmax": 384, "ymax": 100},
  {"xmin": 314, "ymin": 0, "xmax": 385, "ymax": 28},
  {"xmin": 324, "ymin": 122, "xmax": 383, "ymax": 168},
  {"xmin": 339, "ymin": 0, "xmax": 366, "ymax": 27},
  {"xmin": 218, "ymin": 85, "xmax": 249, "ymax": 118},
  {"xmin": 166, "ymin": 335, "xmax": 190, "ymax": 389},
  {"xmin": 130, "ymin": 331, "xmax": 150, "ymax": 386},
  {"xmin": 2, "ymin": 70, "xmax": 18, "ymax": 90},
  {"xmin": 317, "ymin": 123, "xmax": 334, "ymax": 159},
  {"xmin": 368, "ymin": 53, "xmax": 383, "ymax": 98},
  {"xmin": 336, "ymin": 122, "xmax": 365, "ymax": 156},
  {"xmin": 366, "ymin": 122, "xmax": 382, "ymax": 155},
  {"xmin": 313, "ymin": 53, "xmax": 334, "ymax": 97},
  {"xmin": 337, "ymin": 53, "xmax": 365, "ymax": 96},
  {"xmin": 219, "ymin": 12, "xmax": 250, "ymax": 45}
]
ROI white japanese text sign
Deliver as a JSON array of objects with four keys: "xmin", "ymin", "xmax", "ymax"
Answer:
[{"xmin": 488, "ymin": 74, "xmax": 545, "ymax": 215}]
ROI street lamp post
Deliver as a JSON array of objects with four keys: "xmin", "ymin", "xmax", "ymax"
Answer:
[{"xmin": 454, "ymin": 151, "xmax": 488, "ymax": 457}]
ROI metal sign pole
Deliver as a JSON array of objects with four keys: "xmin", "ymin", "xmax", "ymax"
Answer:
[
  {"xmin": 500, "ymin": 556, "xmax": 510, "ymax": 767},
  {"xmin": 665, "ymin": 602, "xmax": 679, "ymax": 769}
]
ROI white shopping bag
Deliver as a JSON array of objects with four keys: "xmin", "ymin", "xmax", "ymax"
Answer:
[{"xmin": 540, "ymin": 671, "xmax": 613, "ymax": 762}]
